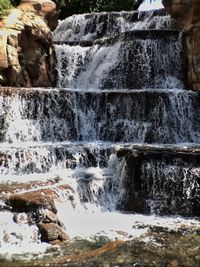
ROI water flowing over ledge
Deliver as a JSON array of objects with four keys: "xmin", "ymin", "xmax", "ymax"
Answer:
[
  {"xmin": 55, "ymin": 30, "xmax": 185, "ymax": 90},
  {"xmin": 0, "ymin": 7, "xmax": 200, "ymax": 264},
  {"xmin": 0, "ymin": 87, "xmax": 200, "ymax": 144},
  {"xmin": 53, "ymin": 9, "xmax": 171, "ymax": 42}
]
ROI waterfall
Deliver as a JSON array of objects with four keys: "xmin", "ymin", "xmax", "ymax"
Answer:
[
  {"xmin": 1, "ymin": 89, "xmax": 200, "ymax": 145},
  {"xmin": 55, "ymin": 31, "xmax": 184, "ymax": 90},
  {"xmin": 53, "ymin": 9, "xmax": 171, "ymax": 42},
  {"xmin": 0, "ymin": 9, "xmax": 200, "ymax": 260}
]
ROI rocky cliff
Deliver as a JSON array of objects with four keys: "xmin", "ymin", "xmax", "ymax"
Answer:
[
  {"xmin": 0, "ymin": 0, "xmax": 57, "ymax": 87},
  {"xmin": 162, "ymin": 0, "xmax": 200, "ymax": 91}
]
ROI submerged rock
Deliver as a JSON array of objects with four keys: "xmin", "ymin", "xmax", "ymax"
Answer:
[{"xmin": 38, "ymin": 222, "xmax": 69, "ymax": 244}]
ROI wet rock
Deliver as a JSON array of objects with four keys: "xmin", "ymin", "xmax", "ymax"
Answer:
[
  {"xmin": 0, "ymin": 202, "xmax": 12, "ymax": 212},
  {"xmin": 38, "ymin": 223, "xmax": 69, "ymax": 243},
  {"xmin": 162, "ymin": 0, "xmax": 200, "ymax": 91},
  {"xmin": 7, "ymin": 189, "xmax": 58, "ymax": 213},
  {"xmin": 116, "ymin": 148, "xmax": 131, "ymax": 158},
  {"xmin": 13, "ymin": 212, "xmax": 30, "ymax": 224},
  {"xmin": 120, "ymin": 149, "xmax": 200, "ymax": 216},
  {"xmin": 6, "ymin": 187, "xmax": 70, "ymax": 244},
  {"xmin": 38, "ymin": 209, "xmax": 60, "ymax": 224}
]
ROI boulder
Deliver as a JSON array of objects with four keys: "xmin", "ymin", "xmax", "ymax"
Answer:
[
  {"xmin": 18, "ymin": 0, "xmax": 57, "ymax": 31},
  {"xmin": 38, "ymin": 223, "xmax": 69, "ymax": 243},
  {"xmin": 7, "ymin": 188, "xmax": 70, "ymax": 244},
  {"xmin": 7, "ymin": 189, "xmax": 58, "ymax": 213},
  {"xmin": 0, "ymin": 0, "xmax": 57, "ymax": 87},
  {"xmin": 38, "ymin": 209, "xmax": 60, "ymax": 224}
]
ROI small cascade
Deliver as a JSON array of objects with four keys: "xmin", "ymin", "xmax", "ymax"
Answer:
[
  {"xmin": 119, "ymin": 147, "xmax": 200, "ymax": 216},
  {"xmin": 0, "ymin": 89, "xmax": 200, "ymax": 144},
  {"xmin": 54, "ymin": 9, "xmax": 183, "ymax": 90},
  {"xmin": 53, "ymin": 9, "xmax": 171, "ymax": 42},
  {"xmin": 55, "ymin": 31, "xmax": 184, "ymax": 90},
  {"xmin": 0, "ymin": 9, "xmax": 200, "ymax": 261}
]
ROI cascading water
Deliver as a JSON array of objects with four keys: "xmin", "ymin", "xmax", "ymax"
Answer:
[
  {"xmin": 53, "ymin": 9, "xmax": 171, "ymax": 42},
  {"xmin": 1, "ymin": 89, "xmax": 200, "ymax": 144},
  {"xmin": 55, "ymin": 31, "xmax": 184, "ymax": 89},
  {"xmin": 0, "ymin": 9, "xmax": 200, "ymax": 263}
]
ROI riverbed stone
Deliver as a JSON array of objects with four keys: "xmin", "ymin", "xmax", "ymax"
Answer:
[{"xmin": 38, "ymin": 223, "xmax": 69, "ymax": 243}]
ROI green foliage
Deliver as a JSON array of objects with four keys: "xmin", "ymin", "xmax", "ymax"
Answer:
[
  {"xmin": 0, "ymin": 0, "xmax": 12, "ymax": 17},
  {"xmin": 0, "ymin": 0, "xmax": 145, "ymax": 19},
  {"xmin": 55, "ymin": 0, "xmax": 144, "ymax": 19},
  {"xmin": 90, "ymin": 0, "xmax": 143, "ymax": 12},
  {"xmin": 10, "ymin": 0, "xmax": 20, "ymax": 6}
]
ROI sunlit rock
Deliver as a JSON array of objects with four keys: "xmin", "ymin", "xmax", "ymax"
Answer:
[
  {"xmin": 0, "ymin": 31, "xmax": 8, "ymax": 70},
  {"xmin": 7, "ymin": 189, "xmax": 58, "ymax": 213},
  {"xmin": 162, "ymin": 0, "xmax": 200, "ymax": 91},
  {"xmin": 38, "ymin": 223, "xmax": 69, "ymax": 243},
  {"xmin": 0, "ymin": 0, "xmax": 57, "ymax": 87}
]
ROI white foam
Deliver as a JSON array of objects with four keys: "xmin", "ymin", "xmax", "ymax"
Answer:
[
  {"xmin": 138, "ymin": 0, "xmax": 164, "ymax": 11},
  {"xmin": 0, "ymin": 211, "xmax": 49, "ymax": 257},
  {"xmin": 56, "ymin": 200, "xmax": 200, "ymax": 241}
]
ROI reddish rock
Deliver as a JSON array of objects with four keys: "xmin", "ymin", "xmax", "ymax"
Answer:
[
  {"xmin": 18, "ymin": 0, "xmax": 57, "ymax": 31},
  {"xmin": 8, "ymin": 189, "xmax": 58, "ymax": 213},
  {"xmin": 0, "ymin": 0, "xmax": 57, "ymax": 87},
  {"xmin": 38, "ymin": 223, "xmax": 69, "ymax": 243},
  {"xmin": 162, "ymin": 0, "xmax": 200, "ymax": 91}
]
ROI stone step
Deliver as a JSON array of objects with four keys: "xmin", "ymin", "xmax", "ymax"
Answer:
[
  {"xmin": 1, "ymin": 141, "xmax": 200, "ymax": 176},
  {"xmin": 1, "ymin": 142, "xmax": 200, "ymax": 217},
  {"xmin": 53, "ymin": 9, "xmax": 170, "ymax": 43},
  {"xmin": 118, "ymin": 147, "xmax": 200, "ymax": 217},
  {"xmin": 0, "ymin": 88, "xmax": 199, "ymax": 144},
  {"xmin": 53, "ymin": 29, "xmax": 180, "ymax": 47}
]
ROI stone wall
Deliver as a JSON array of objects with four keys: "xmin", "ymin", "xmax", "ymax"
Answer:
[
  {"xmin": 162, "ymin": 0, "xmax": 200, "ymax": 91},
  {"xmin": 0, "ymin": 0, "xmax": 58, "ymax": 87}
]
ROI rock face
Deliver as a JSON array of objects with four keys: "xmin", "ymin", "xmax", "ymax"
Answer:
[
  {"xmin": 118, "ymin": 147, "xmax": 200, "ymax": 216},
  {"xmin": 0, "ymin": 0, "xmax": 57, "ymax": 87},
  {"xmin": 162, "ymin": 0, "xmax": 200, "ymax": 91},
  {"xmin": 6, "ymin": 188, "xmax": 70, "ymax": 244}
]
